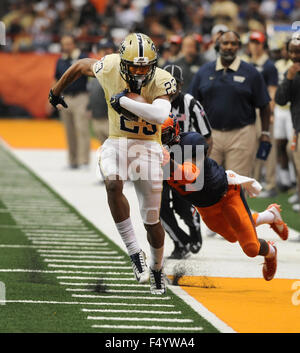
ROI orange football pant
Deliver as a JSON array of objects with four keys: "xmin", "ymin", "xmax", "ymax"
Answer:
[{"xmin": 197, "ymin": 185, "xmax": 260, "ymax": 257}]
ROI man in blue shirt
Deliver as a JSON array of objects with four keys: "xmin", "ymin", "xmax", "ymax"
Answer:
[
  {"xmin": 54, "ymin": 35, "xmax": 90, "ymax": 169},
  {"xmin": 189, "ymin": 31, "xmax": 271, "ymax": 178}
]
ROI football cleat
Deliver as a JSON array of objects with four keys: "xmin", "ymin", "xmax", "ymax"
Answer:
[
  {"xmin": 267, "ymin": 203, "xmax": 289, "ymax": 240},
  {"xmin": 168, "ymin": 244, "xmax": 191, "ymax": 259},
  {"xmin": 262, "ymin": 241, "xmax": 277, "ymax": 281},
  {"xmin": 190, "ymin": 241, "xmax": 202, "ymax": 254},
  {"xmin": 150, "ymin": 267, "xmax": 166, "ymax": 295},
  {"xmin": 130, "ymin": 250, "xmax": 149, "ymax": 283}
]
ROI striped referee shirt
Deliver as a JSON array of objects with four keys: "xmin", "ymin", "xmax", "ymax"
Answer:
[{"xmin": 171, "ymin": 92, "xmax": 212, "ymax": 137}]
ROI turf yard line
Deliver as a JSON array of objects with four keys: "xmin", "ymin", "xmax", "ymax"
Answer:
[
  {"xmin": 38, "ymin": 245, "xmax": 110, "ymax": 249},
  {"xmin": 57, "ymin": 276, "xmax": 137, "ymax": 281},
  {"xmin": 38, "ymin": 250, "xmax": 118, "ymax": 254},
  {"xmin": 28, "ymin": 237, "xmax": 106, "ymax": 242},
  {"xmin": 71, "ymin": 294, "xmax": 172, "ymax": 300},
  {"xmin": 48, "ymin": 265, "xmax": 132, "ymax": 269},
  {"xmin": 30, "ymin": 241, "xmax": 108, "ymax": 246},
  {"xmin": 44, "ymin": 259, "xmax": 127, "ymax": 264},
  {"xmin": 26, "ymin": 230, "xmax": 99, "ymax": 233},
  {"xmin": 26, "ymin": 234, "xmax": 104, "ymax": 245},
  {"xmin": 0, "ymin": 269, "xmax": 132, "ymax": 275},
  {"xmin": 41, "ymin": 254, "xmax": 124, "ymax": 259},
  {"xmin": 88, "ymin": 316, "xmax": 192, "ymax": 323},
  {"xmin": 60, "ymin": 283, "xmax": 148, "ymax": 287},
  {"xmin": 82, "ymin": 309, "xmax": 182, "ymax": 314},
  {"xmin": 0, "ymin": 300, "xmax": 174, "ymax": 307},
  {"xmin": 27, "ymin": 234, "xmax": 100, "ymax": 238},
  {"xmin": 0, "ymin": 244, "xmax": 112, "ymax": 250},
  {"xmin": 66, "ymin": 288, "xmax": 151, "ymax": 293},
  {"xmin": 91, "ymin": 325, "xmax": 203, "ymax": 331}
]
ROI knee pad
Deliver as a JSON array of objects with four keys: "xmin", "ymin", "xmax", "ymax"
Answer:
[
  {"xmin": 142, "ymin": 207, "xmax": 160, "ymax": 225},
  {"xmin": 243, "ymin": 242, "xmax": 260, "ymax": 258}
]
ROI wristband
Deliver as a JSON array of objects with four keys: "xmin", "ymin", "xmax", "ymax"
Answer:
[{"xmin": 261, "ymin": 131, "xmax": 270, "ymax": 137}]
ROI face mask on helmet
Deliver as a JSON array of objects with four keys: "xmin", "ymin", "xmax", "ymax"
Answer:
[
  {"xmin": 119, "ymin": 33, "xmax": 157, "ymax": 93},
  {"xmin": 161, "ymin": 114, "xmax": 180, "ymax": 145}
]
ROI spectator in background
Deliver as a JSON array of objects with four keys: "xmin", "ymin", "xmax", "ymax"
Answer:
[
  {"xmin": 204, "ymin": 23, "xmax": 229, "ymax": 62},
  {"xmin": 54, "ymin": 34, "xmax": 90, "ymax": 169},
  {"xmin": 189, "ymin": 30, "xmax": 271, "ymax": 178},
  {"xmin": 245, "ymin": 31, "xmax": 279, "ymax": 198},
  {"xmin": 275, "ymin": 32, "xmax": 300, "ymax": 215},
  {"xmin": 87, "ymin": 38, "xmax": 116, "ymax": 144},
  {"xmin": 210, "ymin": 0, "xmax": 239, "ymax": 30},
  {"xmin": 173, "ymin": 34, "xmax": 206, "ymax": 93},
  {"xmin": 158, "ymin": 35, "xmax": 182, "ymax": 68},
  {"xmin": 273, "ymin": 39, "xmax": 295, "ymax": 195}
]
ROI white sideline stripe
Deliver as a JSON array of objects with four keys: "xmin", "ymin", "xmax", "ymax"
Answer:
[
  {"xmin": 38, "ymin": 249, "xmax": 118, "ymax": 254},
  {"xmin": 41, "ymin": 254, "xmax": 124, "ymax": 259},
  {"xmin": 0, "ymin": 300, "xmax": 174, "ymax": 307},
  {"xmin": 44, "ymin": 259, "xmax": 126, "ymax": 264},
  {"xmin": 87, "ymin": 316, "xmax": 192, "ymax": 323},
  {"xmin": 72, "ymin": 294, "xmax": 171, "ymax": 300},
  {"xmin": 57, "ymin": 277, "xmax": 134, "ymax": 281},
  {"xmin": 0, "ymin": 269, "xmax": 132, "ymax": 275},
  {"xmin": 59, "ymin": 282, "xmax": 147, "ymax": 287},
  {"xmin": 66, "ymin": 288, "xmax": 150, "ymax": 293},
  {"xmin": 169, "ymin": 285, "xmax": 236, "ymax": 333},
  {"xmin": 82, "ymin": 309, "xmax": 181, "ymax": 314},
  {"xmin": 91, "ymin": 325, "xmax": 203, "ymax": 331},
  {"xmin": 48, "ymin": 265, "xmax": 131, "ymax": 269}
]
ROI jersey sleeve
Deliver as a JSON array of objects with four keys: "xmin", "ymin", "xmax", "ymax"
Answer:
[
  {"xmin": 92, "ymin": 57, "xmax": 106, "ymax": 85},
  {"xmin": 153, "ymin": 69, "xmax": 177, "ymax": 99}
]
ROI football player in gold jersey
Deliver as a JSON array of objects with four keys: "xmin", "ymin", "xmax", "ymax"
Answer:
[{"xmin": 49, "ymin": 33, "xmax": 176, "ymax": 295}]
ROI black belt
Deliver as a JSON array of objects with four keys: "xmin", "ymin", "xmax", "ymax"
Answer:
[
  {"xmin": 213, "ymin": 126, "xmax": 246, "ymax": 132},
  {"xmin": 214, "ymin": 127, "xmax": 236, "ymax": 132}
]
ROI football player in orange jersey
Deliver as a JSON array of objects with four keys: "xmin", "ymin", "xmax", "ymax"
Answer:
[{"xmin": 161, "ymin": 115, "xmax": 289, "ymax": 280}]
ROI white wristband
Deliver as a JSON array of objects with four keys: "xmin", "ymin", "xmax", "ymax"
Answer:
[{"xmin": 261, "ymin": 131, "xmax": 270, "ymax": 137}]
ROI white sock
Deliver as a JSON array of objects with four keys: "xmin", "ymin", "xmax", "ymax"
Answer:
[
  {"xmin": 256, "ymin": 210, "xmax": 275, "ymax": 226},
  {"xmin": 149, "ymin": 245, "xmax": 164, "ymax": 271},
  {"xmin": 115, "ymin": 218, "xmax": 140, "ymax": 256},
  {"xmin": 266, "ymin": 242, "xmax": 276, "ymax": 259}
]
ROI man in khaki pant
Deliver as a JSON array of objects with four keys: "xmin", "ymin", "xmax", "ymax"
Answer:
[
  {"xmin": 54, "ymin": 35, "xmax": 90, "ymax": 168},
  {"xmin": 189, "ymin": 31, "xmax": 271, "ymax": 178}
]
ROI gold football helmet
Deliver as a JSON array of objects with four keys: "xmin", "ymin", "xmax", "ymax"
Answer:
[{"xmin": 119, "ymin": 33, "xmax": 157, "ymax": 93}]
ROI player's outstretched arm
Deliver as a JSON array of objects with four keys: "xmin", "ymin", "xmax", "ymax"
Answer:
[
  {"xmin": 49, "ymin": 58, "xmax": 97, "ymax": 108},
  {"xmin": 118, "ymin": 95, "xmax": 171, "ymax": 125}
]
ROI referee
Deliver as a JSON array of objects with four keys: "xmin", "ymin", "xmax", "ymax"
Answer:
[{"xmin": 161, "ymin": 64, "xmax": 212, "ymax": 259}]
